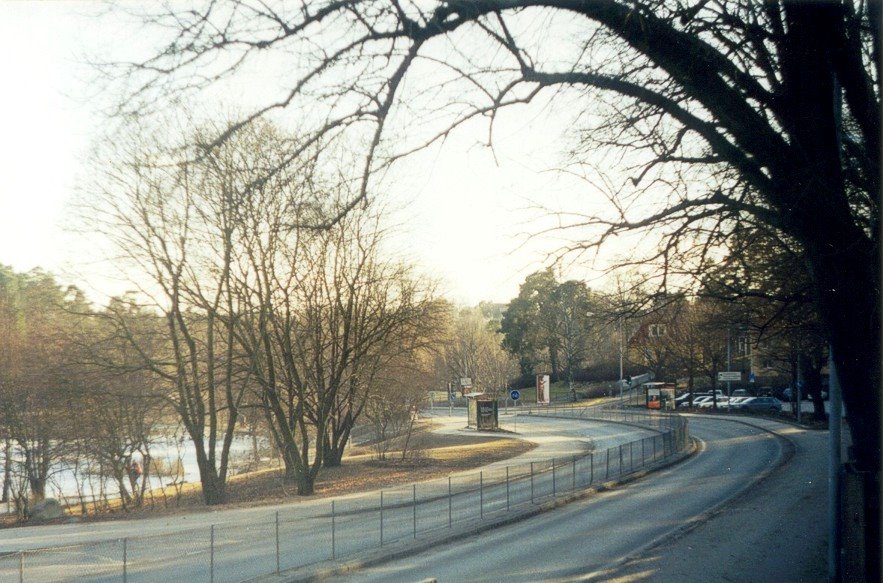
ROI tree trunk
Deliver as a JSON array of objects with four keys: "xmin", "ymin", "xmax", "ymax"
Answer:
[
  {"xmin": 323, "ymin": 435, "xmax": 344, "ymax": 468},
  {"xmin": 199, "ymin": 470, "xmax": 227, "ymax": 506},
  {"xmin": 1, "ymin": 439, "xmax": 11, "ymax": 503},
  {"xmin": 191, "ymin": 440, "xmax": 226, "ymax": 506}
]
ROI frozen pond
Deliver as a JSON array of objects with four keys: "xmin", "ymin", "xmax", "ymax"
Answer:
[{"xmin": 1, "ymin": 432, "xmax": 270, "ymax": 512}]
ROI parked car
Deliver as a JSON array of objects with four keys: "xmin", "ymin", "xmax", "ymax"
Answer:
[
  {"xmin": 675, "ymin": 393, "xmax": 697, "ymax": 407},
  {"xmin": 732, "ymin": 389, "xmax": 750, "ymax": 397},
  {"xmin": 690, "ymin": 395, "xmax": 714, "ymax": 407},
  {"xmin": 733, "ymin": 396, "xmax": 783, "ymax": 413},
  {"xmin": 698, "ymin": 396, "xmax": 732, "ymax": 408}
]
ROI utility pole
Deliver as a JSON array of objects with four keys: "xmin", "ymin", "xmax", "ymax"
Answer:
[
  {"xmin": 619, "ymin": 317, "xmax": 624, "ymax": 405},
  {"xmin": 726, "ymin": 328, "xmax": 732, "ymax": 413},
  {"xmin": 796, "ymin": 353, "xmax": 803, "ymax": 424}
]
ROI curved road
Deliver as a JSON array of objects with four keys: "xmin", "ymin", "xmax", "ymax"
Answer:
[
  {"xmin": 0, "ymin": 412, "xmax": 661, "ymax": 582},
  {"xmin": 334, "ymin": 415, "xmax": 826, "ymax": 582}
]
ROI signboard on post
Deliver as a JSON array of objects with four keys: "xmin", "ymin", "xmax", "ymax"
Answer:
[
  {"xmin": 509, "ymin": 389, "xmax": 521, "ymax": 401},
  {"xmin": 536, "ymin": 374, "xmax": 550, "ymax": 405},
  {"xmin": 717, "ymin": 371, "xmax": 741, "ymax": 382}
]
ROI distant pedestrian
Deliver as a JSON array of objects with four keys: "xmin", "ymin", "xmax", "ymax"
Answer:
[{"xmin": 127, "ymin": 459, "xmax": 143, "ymax": 484}]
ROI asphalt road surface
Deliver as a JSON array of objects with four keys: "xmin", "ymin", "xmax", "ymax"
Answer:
[{"xmin": 331, "ymin": 416, "xmax": 826, "ymax": 583}]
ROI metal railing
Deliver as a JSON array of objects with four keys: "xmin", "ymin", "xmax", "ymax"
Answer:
[{"xmin": 0, "ymin": 406, "xmax": 689, "ymax": 583}]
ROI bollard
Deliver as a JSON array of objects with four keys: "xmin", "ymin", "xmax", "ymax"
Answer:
[
  {"xmin": 123, "ymin": 538, "xmax": 128, "ymax": 583},
  {"xmin": 619, "ymin": 444, "xmax": 623, "ymax": 476},
  {"xmin": 642, "ymin": 438, "xmax": 646, "ymax": 467},
  {"xmin": 605, "ymin": 448, "xmax": 610, "ymax": 480},
  {"xmin": 413, "ymin": 484, "xmax": 417, "ymax": 539},
  {"xmin": 19, "ymin": 552, "xmax": 23, "ymax": 583},
  {"xmin": 590, "ymin": 452, "xmax": 594, "ymax": 485},
  {"xmin": 380, "ymin": 491, "xmax": 384, "ymax": 546}
]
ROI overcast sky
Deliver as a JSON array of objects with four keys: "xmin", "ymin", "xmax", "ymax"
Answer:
[{"xmin": 0, "ymin": 2, "xmax": 621, "ymax": 306}]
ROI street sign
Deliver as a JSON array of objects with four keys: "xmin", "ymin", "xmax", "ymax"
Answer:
[
  {"xmin": 459, "ymin": 377, "xmax": 472, "ymax": 387},
  {"xmin": 449, "ymin": 392, "xmax": 456, "ymax": 401},
  {"xmin": 717, "ymin": 371, "xmax": 741, "ymax": 382},
  {"xmin": 510, "ymin": 389, "xmax": 521, "ymax": 401},
  {"xmin": 748, "ymin": 371, "xmax": 756, "ymax": 383}
]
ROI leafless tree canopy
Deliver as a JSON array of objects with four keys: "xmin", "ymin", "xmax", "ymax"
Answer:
[{"xmin": 103, "ymin": 1, "xmax": 879, "ymax": 573}]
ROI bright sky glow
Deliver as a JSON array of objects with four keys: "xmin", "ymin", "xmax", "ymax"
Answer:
[{"xmin": 0, "ymin": 2, "xmax": 625, "ymax": 306}]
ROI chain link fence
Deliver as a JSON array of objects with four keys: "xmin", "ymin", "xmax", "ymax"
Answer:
[{"xmin": 3, "ymin": 406, "xmax": 689, "ymax": 582}]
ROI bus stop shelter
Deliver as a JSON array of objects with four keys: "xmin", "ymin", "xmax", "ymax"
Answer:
[{"xmin": 466, "ymin": 393, "xmax": 499, "ymax": 430}]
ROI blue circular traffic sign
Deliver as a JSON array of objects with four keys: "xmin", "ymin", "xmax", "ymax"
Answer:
[{"xmin": 510, "ymin": 389, "xmax": 521, "ymax": 401}]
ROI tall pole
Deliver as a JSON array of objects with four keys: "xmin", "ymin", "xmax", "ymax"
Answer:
[
  {"xmin": 797, "ymin": 353, "xmax": 803, "ymax": 423},
  {"xmin": 619, "ymin": 317, "xmax": 624, "ymax": 405},
  {"xmin": 828, "ymin": 346, "xmax": 842, "ymax": 583},
  {"xmin": 726, "ymin": 328, "xmax": 732, "ymax": 412}
]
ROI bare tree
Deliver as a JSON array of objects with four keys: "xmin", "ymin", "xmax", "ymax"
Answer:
[
  {"xmin": 107, "ymin": 2, "xmax": 881, "ymax": 573},
  {"xmin": 85, "ymin": 128, "xmax": 255, "ymax": 505},
  {"xmin": 444, "ymin": 306, "xmax": 517, "ymax": 397}
]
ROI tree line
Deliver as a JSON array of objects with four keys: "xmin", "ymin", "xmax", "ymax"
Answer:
[{"xmin": 498, "ymin": 257, "xmax": 829, "ymax": 420}]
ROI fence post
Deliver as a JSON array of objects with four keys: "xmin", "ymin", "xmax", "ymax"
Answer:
[
  {"xmin": 606, "ymin": 448, "xmax": 610, "ymax": 480},
  {"xmin": 413, "ymin": 484, "xmax": 417, "ymax": 538},
  {"xmin": 331, "ymin": 502, "xmax": 336, "ymax": 560},
  {"xmin": 123, "ymin": 537, "xmax": 128, "ymax": 583},
  {"xmin": 572, "ymin": 456, "xmax": 576, "ymax": 491},
  {"xmin": 448, "ymin": 477, "xmax": 452, "ymax": 528},
  {"xmin": 642, "ymin": 438, "xmax": 646, "ymax": 467},
  {"xmin": 552, "ymin": 459, "xmax": 557, "ymax": 497},
  {"xmin": 19, "ymin": 552, "xmax": 23, "ymax": 583},
  {"xmin": 630, "ymin": 441, "xmax": 634, "ymax": 472},
  {"xmin": 619, "ymin": 444, "xmax": 623, "ymax": 476},
  {"xmin": 380, "ymin": 491, "xmax": 384, "ymax": 547},
  {"xmin": 506, "ymin": 467, "xmax": 510, "ymax": 511},
  {"xmin": 480, "ymin": 472, "xmax": 484, "ymax": 519},
  {"xmin": 530, "ymin": 462, "xmax": 535, "ymax": 503},
  {"xmin": 590, "ymin": 452, "xmax": 594, "ymax": 485},
  {"xmin": 210, "ymin": 524, "xmax": 215, "ymax": 583},
  {"xmin": 276, "ymin": 511, "xmax": 281, "ymax": 573},
  {"xmin": 654, "ymin": 435, "xmax": 657, "ymax": 460}
]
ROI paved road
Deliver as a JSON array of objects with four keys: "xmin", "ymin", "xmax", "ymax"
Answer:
[
  {"xmin": 331, "ymin": 416, "xmax": 824, "ymax": 582},
  {"xmin": 0, "ymin": 411, "xmax": 666, "ymax": 582}
]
